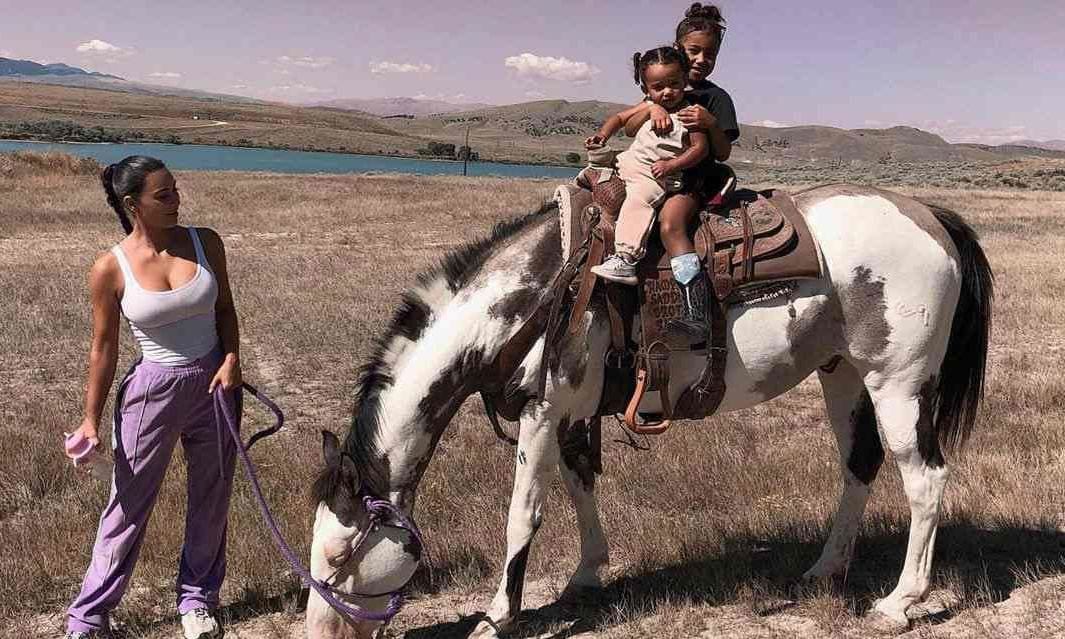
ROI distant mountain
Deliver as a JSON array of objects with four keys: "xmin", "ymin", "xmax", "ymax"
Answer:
[
  {"xmin": 1010, "ymin": 139, "xmax": 1065, "ymax": 152},
  {"xmin": 0, "ymin": 57, "xmax": 122, "ymax": 79},
  {"xmin": 315, "ymin": 96, "xmax": 495, "ymax": 117},
  {"xmin": 0, "ymin": 56, "xmax": 262, "ymax": 104},
  {"xmin": 431, "ymin": 99, "xmax": 631, "ymax": 135},
  {"xmin": 415, "ymin": 103, "xmax": 1004, "ymax": 163},
  {"xmin": 731, "ymin": 124, "xmax": 1002, "ymax": 163}
]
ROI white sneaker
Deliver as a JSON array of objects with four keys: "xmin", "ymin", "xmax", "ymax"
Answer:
[
  {"xmin": 591, "ymin": 254, "xmax": 638, "ymax": 285},
  {"xmin": 181, "ymin": 608, "xmax": 222, "ymax": 639},
  {"xmin": 65, "ymin": 630, "xmax": 111, "ymax": 639}
]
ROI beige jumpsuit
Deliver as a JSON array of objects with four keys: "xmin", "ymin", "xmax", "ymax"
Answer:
[{"xmin": 614, "ymin": 113, "xmax": 689, "ymax": 260}]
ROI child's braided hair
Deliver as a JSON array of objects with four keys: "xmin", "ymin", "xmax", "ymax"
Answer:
[{"xmin": 632, "ymin": 46, "xmax": 691, "ymax": 88}]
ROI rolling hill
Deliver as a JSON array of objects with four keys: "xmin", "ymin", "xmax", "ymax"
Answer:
[
  {"xmin": 2, "ymin": 76, "xmax": 1062, "ymax": 167},
  {"xmin": 313, "ymin": 97, "xmax": 495, "ymax": 117}
]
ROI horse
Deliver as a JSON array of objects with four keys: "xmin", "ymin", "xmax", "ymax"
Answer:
[{"xmin": 304, "ymin": 183, "xmax": 993, "ymax": 639}]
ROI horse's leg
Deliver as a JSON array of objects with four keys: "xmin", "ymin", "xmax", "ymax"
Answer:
[
  {"xmin": 868, "ymin": 381, "xmax": 950, "ymax": 626},
  {"xmin": 557, "ymin": 419, "xmax": 608, "ymax": 597},
  {"xmin": 804, "ymin": 359, "xmax": 884, "ymax": 580},
  {"xmin": 471, "ymin": 401, "xmax": 561, "ymax": 638}
]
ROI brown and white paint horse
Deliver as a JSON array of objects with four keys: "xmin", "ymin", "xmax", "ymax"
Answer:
[{"xmin": 305, "ymin": 184, "xmax": 992, "ymax": 638}]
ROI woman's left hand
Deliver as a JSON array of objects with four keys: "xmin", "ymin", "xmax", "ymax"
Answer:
[
  {"xmin": 209, "ymin": 354, "xmax": 242, "ymax": 394},
  {"xmin": 677, "ymin": 105, "xmax": 716, "ymax": 131}
]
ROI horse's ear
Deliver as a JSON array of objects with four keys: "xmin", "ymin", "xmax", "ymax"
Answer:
[
  {"xmin": 340, "ymin": 453, "xmax": 360, "ymax": 488},
  {"xmin": 322, "ymin": 430, "xmax": 341, "ymax": 467}
]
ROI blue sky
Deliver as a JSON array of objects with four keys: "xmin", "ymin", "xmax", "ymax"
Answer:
[{"xmin": 2, "ymin": 0, "xmax": 1063, "ymax": 143}]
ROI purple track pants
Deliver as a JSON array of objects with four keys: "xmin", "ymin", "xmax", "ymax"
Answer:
[{"xmin": 67, "ymin": 349, "xmax": 240, "ymax": 634}]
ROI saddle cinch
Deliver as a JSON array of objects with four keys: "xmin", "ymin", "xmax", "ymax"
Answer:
[{"xmin": 552, "ymin": 164, "xmax": 823, "ymax": 435}]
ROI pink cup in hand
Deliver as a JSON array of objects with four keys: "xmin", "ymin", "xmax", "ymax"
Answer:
[{"xmin": 64, "ymin": 430, "xmax": 98, "ymax": 464}]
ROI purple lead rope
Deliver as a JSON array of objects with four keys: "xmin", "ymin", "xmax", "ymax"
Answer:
[{"xmin": 213, "ymin": 384, "xmax": 408, "ymax": 623}]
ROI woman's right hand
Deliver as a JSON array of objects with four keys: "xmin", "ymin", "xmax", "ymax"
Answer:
[
  {"xmin": 584, "ymin": 134, "xmax": 605, "ymax": 148},
  {"xmin": 649, "ymin": 104, "xmax": 673, "ymax": 134},
  {"xmin": 67, "ymin": 419, "xmax": 101, "ymax": 459}
]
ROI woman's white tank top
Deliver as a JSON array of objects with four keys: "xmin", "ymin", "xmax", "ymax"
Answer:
[{"xmin": 111, "ymin": 227, "xmax": 219, "ymax": 365}]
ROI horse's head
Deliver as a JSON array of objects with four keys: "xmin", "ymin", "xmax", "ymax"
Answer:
[{"xmin": 306, "ymin": 430, "xmax": 422, "ymax": 639}]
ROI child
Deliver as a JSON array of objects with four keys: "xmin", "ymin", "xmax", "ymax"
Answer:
[
  {"xmin": 586, "ymin": 46, "xmax": 709, "ymax": 287},
  {"xmin": 619, "ymin": 3, "xmax": 738, "ymax": 337}
]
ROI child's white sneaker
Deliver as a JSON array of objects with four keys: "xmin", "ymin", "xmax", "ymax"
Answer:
[
  {"xmin": 591, "ymin": 254, "xmax": 638, "ymax": 285},
  {"xmin": 181, "ymin": 608, "xmax": 221, "ymax": 639}
]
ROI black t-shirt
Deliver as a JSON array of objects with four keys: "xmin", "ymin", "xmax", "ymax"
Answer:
[{"xmin": 686, "ymin": 81, "xmax": 740, "ymax": 142}]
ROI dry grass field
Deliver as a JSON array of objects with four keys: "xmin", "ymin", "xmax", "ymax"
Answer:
[{"xmin": 1, "ymin": 153, "xmax": 1063, "ymax": 638}]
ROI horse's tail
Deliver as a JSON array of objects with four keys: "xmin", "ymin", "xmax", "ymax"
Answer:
[{"xmin": 927, "ymin": 204, "xmax": 994, "ymax": 450}]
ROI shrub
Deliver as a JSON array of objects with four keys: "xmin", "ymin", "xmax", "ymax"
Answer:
[{"xmin": 0, "ymin": 151, "xmax": 101, "ymax": 178}]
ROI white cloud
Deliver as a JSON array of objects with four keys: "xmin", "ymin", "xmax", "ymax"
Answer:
[
  {"xmin": 149, "ymin": 72, "xmax": 181, "ymax": 79},
  {"xmin": 0, "ymin": 50, "xmax": 13, "ymax": 58},
  {"xmin": 751, "ymin": 119, "xmax": 791, "ymax": 128},
  {"xmin": 269, "ymin": 84, "xmax": 334, "ymax": 95},
  {"xmin": 525, "ymin": 90, "xmax": 546, "ymax": 99},
  {"xmin": 370, "ymin": 61, "xmax": 434, "ymax": 74},
  {"xmin": 231, "ymin": 84, "xmax": 248, "ymax": 90},
  {"xmin": 276, "ymin": 55, "xmax": 334, "ymax": 69},
  {"xmin": 76, "ymin": 39, "xmax": 133, "ymax": 57},
  {"xmin": 504, "ymin": 52, "xmax": 599, "ymax": 84},
  {"xmin": 411, "ymin": 92, "xmax": 473, "ymax": 103}
]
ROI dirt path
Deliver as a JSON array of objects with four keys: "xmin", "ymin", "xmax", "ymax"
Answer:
[{"xmin": 21, "ymin": 575, "xmax": 1064, "ymax": 638}]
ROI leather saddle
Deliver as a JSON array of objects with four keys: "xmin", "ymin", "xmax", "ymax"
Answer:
[
  {"xmin": 556, "ymin": 165, "xmax": 822, "ymax": 434},
  {"xmin": 479, "ymin": 165, "xmax": 823, "ymax": 463}
]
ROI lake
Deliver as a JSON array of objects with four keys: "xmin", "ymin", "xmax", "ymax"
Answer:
[{"xmin": 0, "ymin": 140, "xmax": 580, "ymax": 179}]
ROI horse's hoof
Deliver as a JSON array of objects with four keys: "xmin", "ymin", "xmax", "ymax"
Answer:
[
  {"xmin": 799, "ymin": 571, "xmax": 847, "ymax": 594},
  {"xmin": 865, "ymin": 601, "xmax": 911, "ymax": 634}
]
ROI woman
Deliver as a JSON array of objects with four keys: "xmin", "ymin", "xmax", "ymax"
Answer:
[{"xmin": 65, "ymin": 155, "xmax": 241, "ymax": 639}]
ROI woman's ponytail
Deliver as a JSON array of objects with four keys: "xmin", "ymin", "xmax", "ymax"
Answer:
[
  {"xmin": 632, "ymin": 52, "xmax": 643, "ymax": 86},
  {"xmin": 100, "ymin": 164, "xmax": 132, "ymax": 235}
]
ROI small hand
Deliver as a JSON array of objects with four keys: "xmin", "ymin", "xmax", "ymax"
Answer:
[
  {"xmin": 677, "ymin": 105, "xmax": 716, "ymax": 131},
  {"xmin": 649, "ymin": 104, "xmax": 673, "ymax": 135},
  {"xmin": 651, "ymin": 160, "xmax": 674, "ymax": 179},
  {"xmin": 209, "ymin": 355, "xmax": 242, "ymax": 394},
  {"xmin": 584, "ymin": 134, "xmax": 605, "ymax": 148}
]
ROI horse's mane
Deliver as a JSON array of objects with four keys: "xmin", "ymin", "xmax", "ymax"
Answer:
[{"xmin": 313, "ymin": 202, "xmax": 556, "ymax": 502}]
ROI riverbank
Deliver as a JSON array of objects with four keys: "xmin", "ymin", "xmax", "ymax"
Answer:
[
  {"xmin": 0, "ymin": 134, "xmax": 585, "ymax": 170},
  {"xmin": 0, "ymin": 141, "xmax": 582, "ymax": 179}
]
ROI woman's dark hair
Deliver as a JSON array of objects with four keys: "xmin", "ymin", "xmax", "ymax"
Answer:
[
  {"xmin": 632, "ymin": 46, "xmax": 691, "ymax": 87},
  {"xmin": 675, "ymin": 2, "xmax": 727, "ymax": 44},
  {"xmin": 100, "ymin": 155, "xmax": 167, "ymax": 234}
]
